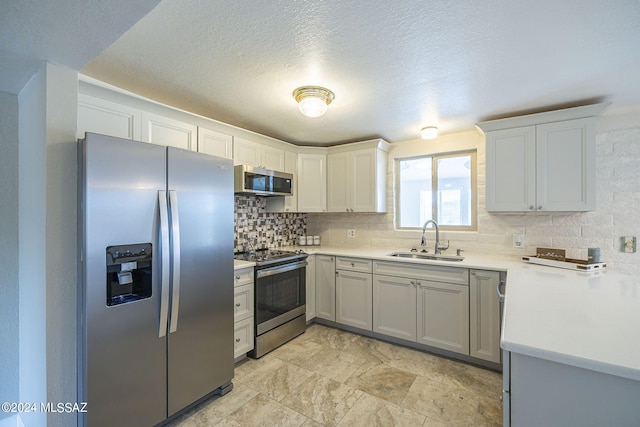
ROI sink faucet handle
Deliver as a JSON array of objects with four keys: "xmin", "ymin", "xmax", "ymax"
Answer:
[
  {"xmin": 438, "ymin": 240, "xmax": 450, "ymax": 251},
  {"xmin": 456, "ymin": 248, "xmax": 464, "ymax": 256}
]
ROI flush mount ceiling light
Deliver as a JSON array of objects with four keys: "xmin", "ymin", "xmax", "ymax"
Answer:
[
  {"xmin": 293, "ymin": 86, "xmax": 335, "ymax": 118},
  {"xmin": 420, "ymin": 126, "xmax": 438, "ymax": 140}
]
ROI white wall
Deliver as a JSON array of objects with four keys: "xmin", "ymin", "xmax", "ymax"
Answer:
[
  {"xmin": 0, "ymin": 91, "xmax": 20, "ymax": 423},
  {"xmin": 17, "ymin": 63, "xmax": 78, "ymax": 427},
  {"xmin": 308, "ymin": 107, "xmax": 640, "ymax": 275},
  {"xmin": 17, "ymin": 63, "xmax": 48, "ymax": 427}
]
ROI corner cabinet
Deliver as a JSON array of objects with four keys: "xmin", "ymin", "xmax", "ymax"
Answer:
[
  {"xmin": 478, "ymin": 103, "xmax": 609, "ymax": 212},
  {"xmin": 327, "ymin": 139, "xmax": 389, "ymax": 213},
  {"xmin": 469, "ymin": 270, "xmax": 502, "ymax": 363}
]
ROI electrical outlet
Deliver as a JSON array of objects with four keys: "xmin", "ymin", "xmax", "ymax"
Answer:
[
  {"xmin": 621, "ymin": 236, "xmax": 636, "ymax": 253},
  {"xmin": 347, "ymin": 229, "xmax": 356, "ymax": 238},
  {"xmin": 512, "ymin": 233, "xmax": 524, "ymax": 249}
]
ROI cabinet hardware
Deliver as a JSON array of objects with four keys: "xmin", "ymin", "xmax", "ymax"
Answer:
[
  {"xmin": 529, "ymin": 206, "xmax": 535, "ymax": 210},
  {"xmin": 497, "ymin": 280, "xmax": 506, "ymax": 302},
  {"xmin": 235, "ymin": 338, "xmax": 240, "ymax": 343},
  {"xmin": 235, "ymin": 303, "xmax": 241, "ymax": 307},
  {"xmin": 537, "ymin": 205, "xmax": 543, "ymax": 210}
]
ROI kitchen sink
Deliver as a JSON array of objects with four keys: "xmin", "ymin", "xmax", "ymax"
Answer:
[{"xmin": 387, "ymin": 251, "xmax": 465, "ymax": 262}]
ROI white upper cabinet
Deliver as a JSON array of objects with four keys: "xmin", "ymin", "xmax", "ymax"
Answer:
[
  {"xmin": 141, "ymin": 111, "xmax": 197, "ymax": 150},
  {"xmin": 478, "ymin": 103, "xmax": 608, "ymax": 212},
  {"xmin": 327, "ymin": 140, "xmax": 389, "ymax": 213},
  {"xmin": 297, "ymin": 153, "xmax": 327, "ymax": 212},
  {"xmin": 233, "ymin": 137, "xmax": 285, "ymax": 170},
  {"xmin": 77, "ymin": 94, "xmax": 141, "ymax": 140},
  {"xmin": 327, "ymin": 152, "xmax": 350, "ymax": 212},
  {"xmin": 197, "ymin": 127, "xmax": 233, "ymax": 159}
]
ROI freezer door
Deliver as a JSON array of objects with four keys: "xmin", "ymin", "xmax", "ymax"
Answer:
[
  {"xmin": 166, "ymin": 148, "xmax": 234, "ymax": 415},
  {"xmin": 79, "ymin": 133, "xmax": 167, "ymax": 426}
]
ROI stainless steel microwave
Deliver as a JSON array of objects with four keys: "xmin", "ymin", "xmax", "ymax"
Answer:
[{"xmin": 234, "ymin": 165, "xmax": 293, "ymax": 196}]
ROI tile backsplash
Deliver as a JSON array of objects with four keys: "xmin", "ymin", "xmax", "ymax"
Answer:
[{"xmin": 234, "ymin": 195, "xmax": 307, "ymax": 252}]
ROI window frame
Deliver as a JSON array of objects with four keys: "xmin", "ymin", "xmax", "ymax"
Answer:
[{"xmin": 395, "ymin": 150, "xmax": 478, "ymax": 231}]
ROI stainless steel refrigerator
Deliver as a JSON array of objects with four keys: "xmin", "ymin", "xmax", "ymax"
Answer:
[{"xmin": 78, "ymin": 133, "xmax": 234, "ymax": 426}]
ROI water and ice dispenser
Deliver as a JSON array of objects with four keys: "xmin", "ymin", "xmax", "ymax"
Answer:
[{"xmin": 106, "ymin": 243, "xmax": 153, "ymax": 306}]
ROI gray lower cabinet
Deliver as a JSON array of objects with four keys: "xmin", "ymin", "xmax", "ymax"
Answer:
[
  {"xmin": 373, "ymin": 260, "xmax": 470, "ymax": 355},
  {"xmin": 305, "ymin": 255, "xmax": 316, "ymax": 321},
  {"xmin": 336, "ymin": 269, "xmax": 373, "ymax": 330},
  {"xmin": 315, "ymin": 255, "xmax": 336, "ymax": 321},
  {"xmin": 335, "ymin": 257, "xmax": 373, "ymax": 330},
  {"xmin": 504, "ymin": 350, "xmax": 640, "ymax": 426},
  {"xmin": 469, "ymin": 269, "xmax": 502, "ymax": 363},
  {"xmin": 417, "ymin": 280, "xmax": 470, "ymax": 354},
  {"xmin": 372, "ymin": 274, "xmax": 417, "ymax": 341}
]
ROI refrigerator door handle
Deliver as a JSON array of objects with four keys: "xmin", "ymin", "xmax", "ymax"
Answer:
[
  {"xmin": 158, "ymin": 191, "xmax": 170, "ymax": 338},
  {"xmin": 168, "ymin": 190, "xmax": 181, "ymax": 333}
]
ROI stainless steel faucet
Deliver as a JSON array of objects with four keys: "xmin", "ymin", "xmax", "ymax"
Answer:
[{"xmin": 421, "ymin": 219, "xmax": 449, "ymax": 254}]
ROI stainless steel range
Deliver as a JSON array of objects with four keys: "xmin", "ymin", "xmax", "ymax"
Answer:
[{"xmin": 235, "ymin": 249, "xmax": 308, "ymax": 358}]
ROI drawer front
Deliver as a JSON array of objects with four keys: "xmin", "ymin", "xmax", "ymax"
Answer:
[
  {"xmin": 234, "ymin": 267, "xmax": 253, "ymax": 287},
  {"xmin": 234, "ymin": 283, "xmax": 254, "ymax": 322},
  {"xmin": 336, "ymin": 257, "xmax": 373, "ymax": 273},
  {"xmin": 234, "ymin": 317, "xmax": 254, "ymax": 358},
  {"xmin": 373, "ymin": 260, "xmax": 468, "ymax": 285}
]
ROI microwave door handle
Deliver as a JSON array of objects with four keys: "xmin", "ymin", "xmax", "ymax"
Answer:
[
  {"xmin": 158, "ymin": 191, "xmax": 170, "ymax": 338},
  {"xmin": 169, "ymin": 190, "xmax": 181, "ymax": 333}
]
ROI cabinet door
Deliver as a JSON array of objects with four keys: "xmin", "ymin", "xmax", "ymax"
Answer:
[
  {"xmin": 373, "ymin": 274, "xmax": 417, "ymax": 341},
  {"xmin": 470, "ymin": 270, "xmax": 501, "ymax": 363},
  {"xmin": 197, "ymin": 127, "xmax": 233, "ymax": 159},
  {"xmin": 327, "ymin": 152, "xmax": 350, "ymax": 212},
  {"xmin": 350, "ymin": 149, "xmax": 378, "ymax": 212},
  {"xmin": 336, "ymin": 270, "xmax": 372, "ymax": 330},
  {"xmin": 233, "ymin": 137, "xmax": 262, "ymax": 166},
  {"xmin": 234, "ymin": 317, "xmax": 254, "ymax": 358},
  {"xmin": 298, "ymin": 154, "xmax": 327, "ymax": 212},
  {"xmin": 141, "ymin": 111, "xmax": 197, "ymax": 150},
  {"xmin": 485, "ymin": 126, "xmax": 536, "ymax": 212},
  {"xmin": 262, "ymin": 145, "xmax": 285, "ymax": 171},
  {"xmin": 77, "ymin": 94, "xmax": 141, "ymax": 140},
  {"xmin": 305, "ymin": 255, "xmax": 316, "ymax": 321},
  {"xmin": 233, "ymin": 283, "xmax": 254, "ymax": 323},
  {"xmin": 315, "ymin": 255, "xmax": 335, "ymax": 321},
  {"xmin": 417, "ymin": 280, "xmax": 469, "ymax": 354},
  {"xmin": 536, "ymin": 118, "xmax": 595, "ymax": 211}
]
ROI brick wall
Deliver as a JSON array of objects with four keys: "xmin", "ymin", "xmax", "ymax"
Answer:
[{"xmin": 307, "ymin": 107, "xmax": 640, "ymax": 275}]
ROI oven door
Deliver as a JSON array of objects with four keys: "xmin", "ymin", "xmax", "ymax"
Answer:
[{"xmin": 255, "ymin": 260, "xmax": 306, "ymax": 335}]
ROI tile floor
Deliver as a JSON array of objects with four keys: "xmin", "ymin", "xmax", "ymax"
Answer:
[{"xmin": 168, "ymin": 324, "xmax": 503, "ymax": 426}]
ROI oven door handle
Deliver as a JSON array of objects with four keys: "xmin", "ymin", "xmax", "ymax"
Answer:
[{"xmin": 256, "ymin": 260, "xmax": 308, "ymax": 279}]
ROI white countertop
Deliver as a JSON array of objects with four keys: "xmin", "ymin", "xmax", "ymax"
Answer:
[
  {"xmin": 293, "ymin": 245, "xmax": 640, "ymax": 381},
  {"xmin": 234, "ymin": 259, "xmax": 255, "ymax": 270}
]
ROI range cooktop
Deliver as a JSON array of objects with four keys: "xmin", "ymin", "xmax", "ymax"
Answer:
[{"xmin": 234, "ymin": 249, "xmax": 307, "ymax": 266}]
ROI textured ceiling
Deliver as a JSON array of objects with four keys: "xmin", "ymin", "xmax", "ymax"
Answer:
[
  {"xmin": 3, "ymin": 1, "xmax": 640, "ymax": 145},
  {"xmin": 0, "ymin": 0, "xmax": 161, "ymax": 94}
]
